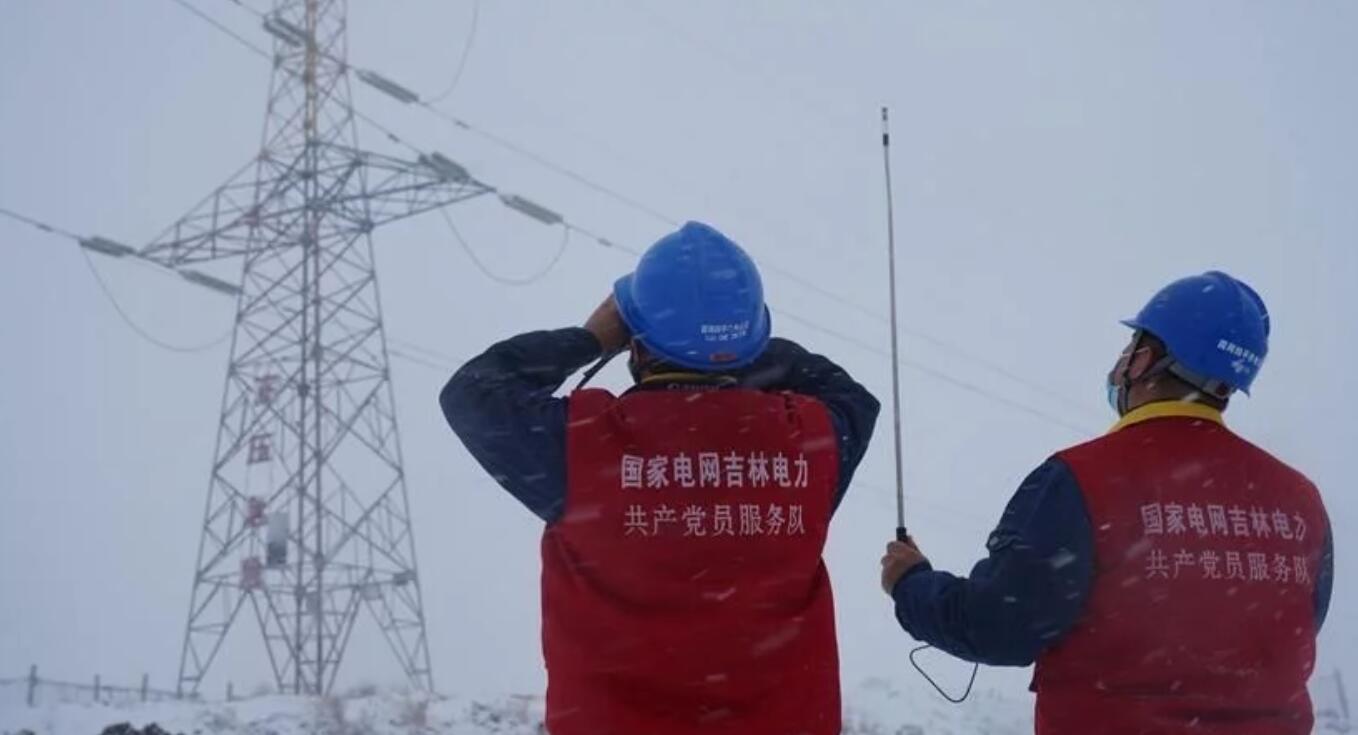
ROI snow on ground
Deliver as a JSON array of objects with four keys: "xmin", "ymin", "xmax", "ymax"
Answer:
[
  {"xmin": 0, "ymin": 678, "xmax": 1035, "ymax": 735},
  {"xmin": 0, "ymin": 690, "xmax": 543, "ymax": 735},
  {"xmin": 845, "ymin": 677, "xmax": 1033, "ymax": 735}
]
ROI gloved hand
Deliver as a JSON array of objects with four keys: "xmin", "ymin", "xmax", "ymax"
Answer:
[{"xmin": 880, "ymin": 537, "xmax": 929, "ymax": 596}]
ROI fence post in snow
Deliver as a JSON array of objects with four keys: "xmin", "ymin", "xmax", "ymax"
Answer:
[
  {"xmin": 141, "ymin": 673, "xmax": 150, "ymax": 702},
  {"xmin": 26, "ymin": 664, "xmax": 37, "ymax": 707},
  {"xmin": 94, "ymin": 674, "xmax": 102, "ymax": 704},
  {"xmin": 227, "ymin": 682, "xmax": 234, "ymax": 702}
]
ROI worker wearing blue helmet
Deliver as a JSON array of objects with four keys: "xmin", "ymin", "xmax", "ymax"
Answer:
[
  {"xmin": 881, "ymin": 272, "xmax": 1333, "ymax": 735},
  {"xmin": 442, "ymin": 221, "xmax": 879, "ymax": 735}
]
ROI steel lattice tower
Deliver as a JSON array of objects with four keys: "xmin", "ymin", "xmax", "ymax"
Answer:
[{"xmin": 139, "ymin": 0, "xmax": 492, "ymax": 696}]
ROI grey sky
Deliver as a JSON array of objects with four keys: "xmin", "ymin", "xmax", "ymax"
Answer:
[{"xmin": 1, "ymin": 0, "xmax": 1353, "ymax": 704}]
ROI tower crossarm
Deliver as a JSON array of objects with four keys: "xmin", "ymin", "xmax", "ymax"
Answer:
[{"xmin": 138, "ymin": 145, "xmax": 492, "ymax": 268}]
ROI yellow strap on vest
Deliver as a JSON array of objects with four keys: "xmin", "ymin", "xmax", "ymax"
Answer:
[
  {"xmin": 639, "ymin": 372, "xmax": 738, "ymax": 388},
  {"xmin": 1110, "ymin": 401, "xmax": 1225, "ymax": 434}
]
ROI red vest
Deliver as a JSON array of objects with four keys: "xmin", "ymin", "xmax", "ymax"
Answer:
[
  {"xmin": 1035, "ymin": 405, "xmax": 1328, "ymax": 735},
  {"xmin": 542, "ymin": 387, "xmax": 841, "ymax": 735}
]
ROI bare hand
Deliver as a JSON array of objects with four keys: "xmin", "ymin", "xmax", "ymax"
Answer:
[
  {"xmin": 880, "ymin": 538, "xmax": 928, "ymax": 596},
  {"xmin": 584, "ymin": 295, "xmax": 630, "ymax": 353}
]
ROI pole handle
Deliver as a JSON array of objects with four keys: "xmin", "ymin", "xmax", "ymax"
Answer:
[{"xmin": 896, "ymin": 526, "xmax": 909, "ymax": 543}]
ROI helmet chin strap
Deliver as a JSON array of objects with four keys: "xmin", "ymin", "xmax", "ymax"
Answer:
[
  {"xmin": 575, "ymin": 349, "xmax": 623, "ymax": 390},
  {"xmin": 1116, "ymin": 330, "xmax": 1149, "ymax": 415},
  {"xmin": 573, "ymin": 342, "xmax": 660, "ymax": 390},
  {"xmin": 1118, "ymin": 330, "xmax": 1167, "ymax": 414}
]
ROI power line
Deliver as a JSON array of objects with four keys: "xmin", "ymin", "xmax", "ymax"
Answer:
[
  {"xmin": 7, "ymin": 200, "xmax": 1092, "ymax": 434},
  {"xmin": 778, "ymin": 309, "xmax": 1092, "ymax": 434},
  {"xmin": 165, "ymin": 0, "xmax": 1088, "ymax": 417},
  {"xmin": 388, "ymin": 339, "xmax": 465, "ymax": 367},
  {"xmin": 171, "ymin": 0, "xmax": 272, "ymax": 59},
  {"xmin": 77, "ymin": 245, "xmax": 234, "ymax": 354},
  {"xmin": 366, "ymin": 57, "xmax": 1094, "ymax": 418},
  {"xmin": 203, "ymin": 0, "xmax": 675, "ymax": 226},
  {"xmin": 156, "ymin": 1, "xmax": 1097, "ymax": 436},
  {"xmin": 2, "ymin": 207, "xmax": 234, "ymax": 354},
  {"xmin": 389, "ymin": 347, "xmax": 457, "ymax": 374},
  {"xmin": 438, "ymin": 206, "xmax": 570, "ymax": 287},
  {"xmin": 417, "ymin": 104, "xmax": 682, "ymax": 227},
  {"xmin": 0, "ymin": 206, "xmax": 80, "ymax": 239},
  {"xmin": 574, "ymin": 233, "xmax": 1096, "ymax": 435},
  {"xmin": 426, "ymin": 0, "xmax": 480, "ymax": 105}
]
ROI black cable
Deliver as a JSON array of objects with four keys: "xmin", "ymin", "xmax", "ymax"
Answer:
[
  {"xmin": 419, "ymin": 103, "xmax": 682, "ymax": 227},
  {"xmin": 76, "ymin": 240, "xmax": 235, "ymax": 354},
  {"xmin": 425, "ymin": 0, "xmax": 480, "ymax": 105},
  {"xmin": 388, "ymin": 339, "xmax": 464, "ymax": 367},
  {"xmin": 909, "ymin": 644, "xmax": 979, "ymax": 704},
  {"xmin": 439, "ymin": 208, "xmax": 570, "ymax": 287},
  {"xmin": 2, "ymin": 206, "xmax": 234, "ymax": 354},
  {"xmin": 170, "ymin": 0, "xmax": 272, "ymax": 60},
  {"xmin": 389, "ymin": 348, "xmax": 456, "ymax": 374},
  {"xmin": 352, "ymin": 109, "xmax": 425, "ymax": 156},
  {"xmin": 0, "ymin": 206, "xmax": 79, "ymax": 239},
  {"xmin": 217, "ymin": 0, "xmax": 264, "ymax": 19}
]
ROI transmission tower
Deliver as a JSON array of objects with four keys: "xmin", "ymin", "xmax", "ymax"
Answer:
[{"xmin": 137, "ymin": 0, "xmax": 492, "ymax": 696}]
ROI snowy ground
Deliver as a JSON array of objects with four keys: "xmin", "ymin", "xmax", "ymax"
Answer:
[{"xmin": 0, "ymin": 679, "xmax": 1036, "ymax": 735}]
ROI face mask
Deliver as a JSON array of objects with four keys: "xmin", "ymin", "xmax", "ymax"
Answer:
[{"xmin": 1106, "ymin": 380, "xmax": 1122, "ymax": 415}]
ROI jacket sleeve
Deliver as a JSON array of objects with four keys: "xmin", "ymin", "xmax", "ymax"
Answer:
[
  {"xmin": 739, "ymin": 337, "xmax": 881, "ymax": 511},
  {"xmin": 890, "ymin": 457, "xmax": 1095, "ymax": 666},
  {"xmin": 439, "ymin": 328, "xmax": 602, "ymax": 523},
  {"xmin": 1315, "ymin": 521, "xmax": 1334, "ymax": 631}
]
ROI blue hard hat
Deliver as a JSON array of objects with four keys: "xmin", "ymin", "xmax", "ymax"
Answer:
[
  {"xmin": 613, "ymin": 221, "xmax": 772, "ymax": 372},
  {"xmin": 1121, "ymin": 271, "xmax": 1270, "ymax": 394}
]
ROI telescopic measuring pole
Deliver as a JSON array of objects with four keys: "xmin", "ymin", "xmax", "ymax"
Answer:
[
  {"xmin": 883, "ymin": 107, "xmax": 979, "ymax": 703},
  {"xmin": 881, "ymin": 107, "xmax": 909, "ymax": 544}
]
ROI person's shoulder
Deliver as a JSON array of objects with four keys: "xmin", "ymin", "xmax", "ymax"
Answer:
[
  {"xmin": 1052, "ymin": 431, "xmax": 1115, "ymax": 465},
  {"xmin": 567, "ymin": 388, "xmax": 618, "ymax": 418},
  {"xmin": 1224, "ymin": 430, "xmax": 1324, "ymax": 498}
]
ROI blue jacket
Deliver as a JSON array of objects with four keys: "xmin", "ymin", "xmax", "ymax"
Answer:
[
  {"xmin": 440, "ymin": 329, "xmax": 881, "ymax": 523},
  {"xmin": 892, "ymin": 456, "xmax": 1335, "ymax": 667}
]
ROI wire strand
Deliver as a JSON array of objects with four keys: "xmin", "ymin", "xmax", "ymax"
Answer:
[
  {"xmin": 425, "ymin": 0, "xmax": 480, "ymax": 105},
  {"xmin": 388, "ymin": 339, "xmax": 464, "ymax": 366},
  {"xmin": 439, "ymin": 208, "xmax": 570, "ymax": 287},
  {"xmin": 3, "ymin": 206, "xmax": 234, "ymax": 354},
  {"xmin": 77, "ymin": 243, "xmax": 234, "ymax": 354},
  {"xmin": 170, "ymin": 0, "xmax": 272, "ymax": 60},
  {"xmin": 418, "ymin": 103, "xmax": 682, "ymax": 227},
  {"xmin": 389, "ymin": 348, "xmax": 456, "ymax": 374},
  {"xmin": 0, "ymin": 206, "xmax": 81, "ymax": 239},
  {"xmin": 217, "ymin": 0, "xmax": 264, "ymax": 19}
]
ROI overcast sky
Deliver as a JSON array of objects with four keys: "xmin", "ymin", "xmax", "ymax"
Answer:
[{"xmin": 1, "ymin": 0, "xmax": 1354, "ymax": 708}]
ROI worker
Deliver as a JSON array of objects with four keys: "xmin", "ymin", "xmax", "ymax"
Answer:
[
  {"xmin": 880, "ymin": 271, "xmax": 1333, "ymax": 734},
  {"xmin": 442, "ymin": 221, "xmax": 880, "ymax": 735}
]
